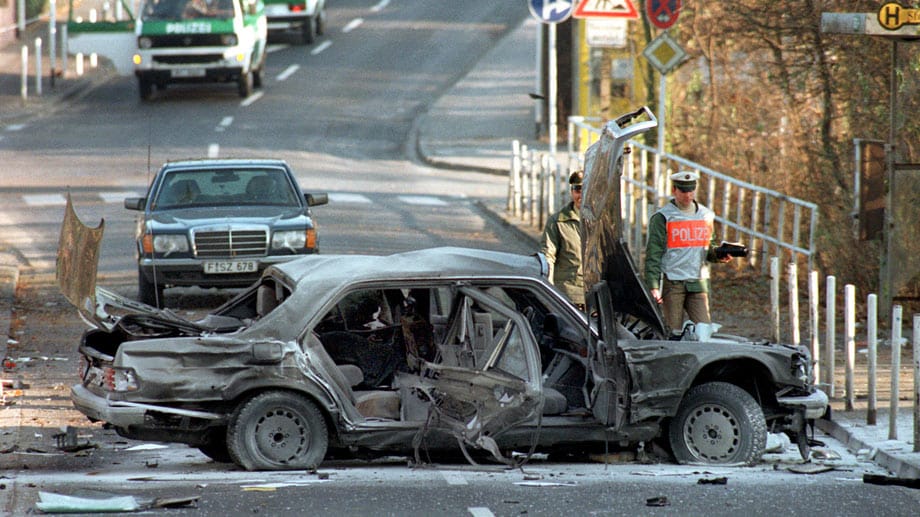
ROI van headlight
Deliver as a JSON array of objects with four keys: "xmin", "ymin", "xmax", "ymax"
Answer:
[
  {"xmin": 138, "ymin": 37, "xmax": 153, "ymax": 49},
  {"xmin": 221, "ymin": 34, "xmax": 238, "ymax": 46}
]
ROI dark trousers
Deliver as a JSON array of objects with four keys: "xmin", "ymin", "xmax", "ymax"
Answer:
[{"xmin": 662, "ymin": 279, "xmax": 711, "ymax": 334}]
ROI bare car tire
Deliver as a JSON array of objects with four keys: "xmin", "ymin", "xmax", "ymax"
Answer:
[
  {"xmin": 668, "ymin": 382, "xmax": 766, "ymax": 465},
  {"xmin": 228, "ymin": 391, "xmax": 328, "ymax": 471}
]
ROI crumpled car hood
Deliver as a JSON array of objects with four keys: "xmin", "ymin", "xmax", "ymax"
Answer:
[
  {"xmin": 57, "ymin": 194, "xmax": 203, "ymax": 332},
  {"xmin": 581, "ymin": 107, "xmax": 667, "ymax": 337}
]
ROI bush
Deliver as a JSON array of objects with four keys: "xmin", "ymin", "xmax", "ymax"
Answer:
[{"xmin": 26, "ymin": 0, "xmax": 46, "ymax": 20}]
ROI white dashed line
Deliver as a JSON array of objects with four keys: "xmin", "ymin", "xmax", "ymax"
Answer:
[
  {"xmin": 276, "ymin": 64, "xmax": 299, "ymax": 82},
  {"xmin": 208, "ymin": 143, "xmax": 220, "ymax": 158},
  {"xmin": 240, "ymin": 91, "xmax": 264, "ymax": 107},
  {"xmin": 371, "ymin": 0, "xmax": 390, "ymax": 12},
  {"xmin": 215, "ymin": 116, "xmax": 233, "ymax": 132},
  {"xmin": 99, "ymin": 192, "xmax": 142, "ymax": 204},
  {"xmin": 440, "ymin": 471, "xmax": 467, "ymax": 486},
  {"xmin": 311, "ymin": 40, "xmax": 332, "ymax": 55},
  {"xmin": 398, "ymin": 195, "xmax": 448, "ymax": 206},
  {"xmin": 5, "ymin": 124, "xmax": 26, "ymax": 132},
  {"xmin": 343, "ymin": 18, "xmax": 363, "ymax": 33},
  {"xmin": 23, "ymin": 194, "xmax": 67, "ymax": 206},
  {"xmin": 266, "ymin": 44, "xmax": 287, "ymax": 54},
  {"xmin": 328, "ymin": 193, "xmax": 372, "ymax": 204},
  {"xmin": 468, "ymin": 508, "xmax": 495, "ymax": 517}
]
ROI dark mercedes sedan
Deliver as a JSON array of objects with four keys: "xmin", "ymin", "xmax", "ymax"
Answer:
[{"xmin": 125, "ymin": 159, "xmax": 328, "ymax": 307}]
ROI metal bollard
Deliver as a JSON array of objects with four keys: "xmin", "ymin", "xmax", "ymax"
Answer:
[
  {"xmin": 913, "ymin": 313, "xmax": 919, "ymax": 453},
  {"xmin": 844, "ymin": 284, "xmax": 855, "ymax": 411},
  {"xmin": 867, "ymin": 294, "xmax": 877, "ymax": 425},
  {"xmin": 34, "ymin": 37, "xmax": 42, "ymax": 96},
  {"xmin": 787, "ymin": 263, "xmax": 800, "ymax": 346},
  {"xmin": 508, "ymin": 140, "xmax": 520, "ymax": 213},
  {"xmin": 76, "ymin": 53, "xmax": 84, "ymax": 76},
  {"xmin": 809, "ymin": 271, "xmax": 820, "ymax": 389},
  {"xmin": 889, "ymin": 305, "xmax": 902, "ymax": 440},
  {"xmin": 825, "ymin": 275, "xmax": 837, "ymax": 397},
  {"xmin": 20, "ymin": 45, "xmax": 27, "ymax": 101},
  {"xmin": 770, "ymin": 258, "xmax": 780, "ymax": 343}
]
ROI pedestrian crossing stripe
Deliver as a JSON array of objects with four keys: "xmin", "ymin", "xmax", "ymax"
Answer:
[
  {"xmin": 328, "ymin": 193, "xmax": 372, "ymax": 204},
  {"xmin": 23, "ymin": 194, "xmax": 68, "ymax": 206},
  {"xmin": 18, "ymin": 192, "xmax": 452, "ymax": 206},
  {"xmin": 398, "ymin": 195, "xmax": 448, "ymax": 206}
]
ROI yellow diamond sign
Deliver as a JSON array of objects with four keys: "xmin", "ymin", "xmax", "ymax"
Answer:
[{"xmin": 643, "ymin": 31, "xmax": 686, "ymax": 74}]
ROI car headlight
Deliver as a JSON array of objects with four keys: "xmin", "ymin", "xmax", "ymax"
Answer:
[
  {"xmin": 152, "ymin": 234, "xmax": 189, "ymax": 256},
  {"xmin": 272, "ymin": 230, "xmax": 308, "ymax": 251},
  {"xmin": 221, "ymin": 34, "xmax": 238, "ymax": 46},
  {"xmin": 138, "ymin": 37, "xmax": 153, "ymax": 49},
  {"xmin": 791, "ymin": 352, "xmax": 811, "ymax": 385}
]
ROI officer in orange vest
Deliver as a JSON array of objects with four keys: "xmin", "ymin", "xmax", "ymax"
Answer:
[{"xmin": 645, "ymin": 171, "xmax": 732, "ymax": 336}]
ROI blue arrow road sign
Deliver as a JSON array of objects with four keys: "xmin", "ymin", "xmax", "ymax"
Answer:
[{"xmin": 528, "ymin": 0, "xmax": 573, "ymax": 24}]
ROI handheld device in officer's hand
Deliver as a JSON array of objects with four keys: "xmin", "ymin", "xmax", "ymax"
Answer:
[{"xmin": 715, "ymin": 241, "xmax": 749, "ymax": 259}]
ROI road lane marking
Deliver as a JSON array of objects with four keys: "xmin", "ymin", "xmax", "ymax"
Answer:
[
  {"xmin": 440, "ymin": 471, "xmax": 467, "ymax": 486},
  {"xmin": 208, "ymin": 143, "xmax": 219, "ymax": 158},
  {"xmin": 5, "ymin": 124, "xmax": 26, "ymax": 132},
  {"xmin": 328, "ymin": 193, "xmax": 372, "ymax": 204},
  {"xmin": 311, "ymin": 40, "xmax": 332, "ymax": 55},
  {"xmin": 468, "ymin": 508, "xmax": 494, "ymax": 517},
  {"xmin": 23, "ymin": 194, "xmax": 66, "ymax": 206},
  {"xmin": 371, "ymin": 0, "xmax": 390, "ymax": 12},
  {"xmin": 215, "ymin": 116, "xmax": 233, "ymax": 132},
  {"xmin": 343, "ymin": 18, "xmax": 363, "ymax": 33},
  {"xmin": 240, "ymin": 91, "xmax": 264, "ymax": 107},
  {"xmin": 398, "ymin": 195, "xmax": 448, "ymax": 206},
  {"xmin": 266, "ymin": 44, "xmax": 287, "ymax": 54},
  {"xmin": 277, "ymin": 64, "xmax": 299, "ymax": 81},
  {"xmin": 99, "ymin": 192, "xmax": 142, "ymax": 204}
]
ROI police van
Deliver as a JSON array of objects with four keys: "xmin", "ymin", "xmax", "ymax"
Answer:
[{"xmin": 132, "ymin": 0, "xmax": 268, "ymax": 99}]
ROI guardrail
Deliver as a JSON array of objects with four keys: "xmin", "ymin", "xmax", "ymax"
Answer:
[{"xmin": 508, "ymin": 116, "xmax": 820, "ymax": 271}]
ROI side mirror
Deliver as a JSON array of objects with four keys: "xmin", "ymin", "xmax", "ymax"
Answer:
[
  {"xmin": 125, "ymin": 197, "xmax": 146, "ymax": 210},
  {"xmin": 305, "ymin": 193, "xmax": 328, "ymax": 207}
]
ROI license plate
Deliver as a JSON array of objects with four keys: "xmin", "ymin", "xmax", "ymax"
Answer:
[
  {"xmin": 203, "ymin": 260, "xmax": 257, "ymax": 274},
  {"xmin": 172, "ymin": 68, "xmax": 206, "ymax": 78}
]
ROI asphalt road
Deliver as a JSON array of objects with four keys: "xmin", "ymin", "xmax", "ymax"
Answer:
[{"xmin": 2, "ymin": 1, "xmax": 920, "ymax": 515}]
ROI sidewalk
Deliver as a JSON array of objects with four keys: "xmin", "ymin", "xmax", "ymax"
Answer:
[
  {"xmin": 0, "ymin": 19, "xmax": 115, "ymax": 124},
  {"xmin": 2, "ymin": 13, "xmax": 919, "ymax": 481}
]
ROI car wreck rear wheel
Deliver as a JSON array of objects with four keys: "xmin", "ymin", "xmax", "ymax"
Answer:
[
  {"xmin": 668, "ymin": 382, "xmax": 766, "ymax": 465},
  {"xmin": 228, "ymin": 391, "xmax": 328, "ymax": 471}
]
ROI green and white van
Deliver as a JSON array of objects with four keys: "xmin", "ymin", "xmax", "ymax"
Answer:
[{"xmin": 133, "ymin": 0, "xmax": 268, "ymax": 99}]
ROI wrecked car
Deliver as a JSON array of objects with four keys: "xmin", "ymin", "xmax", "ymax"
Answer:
[{"xmin": 60, "ymin": 107, "xmax": 827, "ymax": 471}]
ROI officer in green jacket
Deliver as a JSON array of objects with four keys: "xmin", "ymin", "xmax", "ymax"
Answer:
[
  {"xmin": 541, "ymin": 171, "xmax": 585, "ymax": 310},
  {"xmin": 645, "ymin": 171, "xmax": 731, "ymax": 335}
]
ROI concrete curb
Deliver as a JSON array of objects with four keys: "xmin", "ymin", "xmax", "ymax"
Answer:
[{"xmin": 816, "ymin": 418, "xmax": 920, "ymax": 479}]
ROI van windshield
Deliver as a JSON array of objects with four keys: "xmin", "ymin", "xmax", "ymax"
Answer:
[{"xmin": 142, "ymin": 0, "xmax": 235, "ymax": 21}]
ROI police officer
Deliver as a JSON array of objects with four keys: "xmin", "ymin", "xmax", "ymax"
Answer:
[
  {"xmin": 644, "ymin": 171, "xmax": 731, "ymax": 335},
  {"xmin": 541, "ymin": 170, "xmax": 585, "ymax": 310}
]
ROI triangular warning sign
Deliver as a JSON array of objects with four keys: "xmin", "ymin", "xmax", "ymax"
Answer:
[{"xmin": 572, "ymin": 0, "xmax": 639, "ymax": 19}]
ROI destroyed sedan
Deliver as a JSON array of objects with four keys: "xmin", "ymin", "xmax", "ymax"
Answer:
[{"xmin": 61, "ymin": 108, "xmax": 826, "ymax": 471}]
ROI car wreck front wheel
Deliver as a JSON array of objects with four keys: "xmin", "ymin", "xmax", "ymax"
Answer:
[
  {"xmin": 228, "ymin": 391, "xmax": 328, "ymax": 471},
  {"xmin": 668, "ymin": 382, "xmax": 766, "ymax": 465}
]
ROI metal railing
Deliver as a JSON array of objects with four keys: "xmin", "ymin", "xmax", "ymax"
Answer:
[{"xmin": 508, "ymin": 116, "xmax": 820, "ymax": 271}]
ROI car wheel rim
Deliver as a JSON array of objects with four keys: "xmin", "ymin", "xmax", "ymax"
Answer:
[
  {"xmin": 682, "ymin": 403, "xmax": 740, "ymax": 462},
  {"xmin": 253, "ymin": 407, "xmax": 309, "ymax": 463}
]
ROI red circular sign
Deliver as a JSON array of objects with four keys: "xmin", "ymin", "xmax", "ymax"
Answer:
[{"xmin": 646, "ymin": 0, "xmax": 681, "ymax": 30}]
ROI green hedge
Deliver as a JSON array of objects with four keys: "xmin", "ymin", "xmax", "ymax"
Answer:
[{"xmin": 26, "ymin": 0, "xmax": 46, "ymax": 20}]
